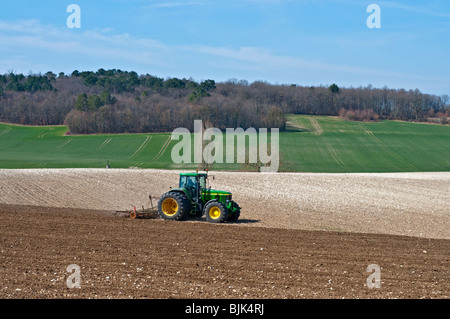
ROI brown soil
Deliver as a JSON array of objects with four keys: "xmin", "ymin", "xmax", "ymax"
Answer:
[
  {"xmin": 0, "ymin": 204, "xmax": 448, "ymax": 299},
  {"xmin": 0, "ymin": 169, "xmax": 448, "ymax": 299},
  {"xmin": 0, "ymin": 169, "xmax": 449, "ymax": 239}
]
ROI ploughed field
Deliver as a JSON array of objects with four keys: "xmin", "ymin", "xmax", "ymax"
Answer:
[{"xmin": 0, "ymin": 169, "xmax": 448, "ymax": 298}]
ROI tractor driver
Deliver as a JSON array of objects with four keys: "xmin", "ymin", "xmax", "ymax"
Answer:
[{"xmin": 186, "ymin": 176, "xmax": 196, "ymax": 189}]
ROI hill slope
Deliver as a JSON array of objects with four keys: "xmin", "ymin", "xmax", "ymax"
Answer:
[{"xmin": 0, "ymin": 115, "xmax": 449, "ymax": 172}]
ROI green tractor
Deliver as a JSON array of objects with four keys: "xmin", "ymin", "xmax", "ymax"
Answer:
[{"xmin": 157, "ymin": 170, "xmax": 241, "ymax": 223}]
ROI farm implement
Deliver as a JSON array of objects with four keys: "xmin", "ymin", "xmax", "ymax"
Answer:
[{"xmin": 115, "ymin": 195, "xmax": 158, "ymax": 219}]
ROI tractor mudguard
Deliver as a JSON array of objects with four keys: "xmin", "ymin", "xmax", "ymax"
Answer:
[{"xmin": 169, "ymin": 188, "xmax": 193, "ymax": 202}]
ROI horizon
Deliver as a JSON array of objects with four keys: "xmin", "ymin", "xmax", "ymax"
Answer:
[{"xmin": 2, "ymin": 68, "xmax": 447, "ymax": 96}]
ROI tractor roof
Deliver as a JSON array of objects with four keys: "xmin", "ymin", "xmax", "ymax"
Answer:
[{"xmin": 179, "ymin": 172, "xmax": 208, "ymax": 177}]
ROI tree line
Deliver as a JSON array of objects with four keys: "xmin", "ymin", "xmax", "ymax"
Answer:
[{"xmin": 0, "ymin": 69, "xmax": 448, "ymax": 134}]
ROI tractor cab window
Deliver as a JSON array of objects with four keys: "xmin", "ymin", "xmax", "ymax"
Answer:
[
  {"xmin": 199, "ymin": 175, "xmax": 206, "ymax": 190},
  {"xmin": 179, "ymin": 175, "xmax": 197, "ymax": 190}
]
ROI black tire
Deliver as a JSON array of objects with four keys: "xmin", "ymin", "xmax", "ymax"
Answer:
[
  {"xmin": 227, "ymin": 208, "xmax": 240, "ymax": 222},
  {"xmin": 157, "ymin": 192, "xmax": 190, "ymax": 221},
  {"xmin": 204, "ymin": 201, "xmax": 228, "ymax": 223}
]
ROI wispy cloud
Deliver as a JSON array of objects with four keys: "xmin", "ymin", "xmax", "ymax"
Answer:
[
  {"xmin": 0, "ymin": 18, "xmax": 448, "ymax": 94},
  {"xmin": 330, "ymin": 0, "xmax": 450, "ymax": 18},
  {"xmin": 143, "ymin": 0, "xmax": 207, "ymax": 9},
  {"xmin": 1, "ymin": 19, "xmax": 366, "ymax": 75},
  {"xmin": 379, "ymin": 1, "xmax": 450, "ymax": 18},
  {"xmin": 0, "ymin": 20, "xmax": 173, "ymax": 70},
  {"xmin": 181, "ymin": 44, "xmax": 412, "ymax": 79},
  {"xmin": 0, "ymin": 19, "xmax": 425, "ymax": 79}
]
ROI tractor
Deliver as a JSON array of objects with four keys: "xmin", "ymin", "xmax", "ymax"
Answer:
[{"xmin": 157, "ymin": 170, "xmax": 241, "ymax": 223}]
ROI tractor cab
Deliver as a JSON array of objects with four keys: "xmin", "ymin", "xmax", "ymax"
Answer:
[{"xmin": 178, "ymin": 172, "xmax": 207, "ymax": 201}]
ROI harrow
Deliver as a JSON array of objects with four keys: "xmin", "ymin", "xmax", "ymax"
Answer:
[{"xmin": 115, "ymin": 195, "xmax": 158, "ymax": 219}]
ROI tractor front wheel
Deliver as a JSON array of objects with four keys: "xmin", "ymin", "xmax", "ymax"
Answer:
[
  {"xmin": 157, "ymin": 192, "xmax": 190, "ymax": 221},
  {"xmin": 227, "ymin": 209, "xmax": 240, "ymax": 222},
  {"xmin": 204, "ymin": 201, "xmax": 228, "ymax": 223}
]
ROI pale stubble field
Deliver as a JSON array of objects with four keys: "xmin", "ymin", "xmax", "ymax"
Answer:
[{"xmin": 0, "ymin": 169, "xmax": 448, "ymax": 239}]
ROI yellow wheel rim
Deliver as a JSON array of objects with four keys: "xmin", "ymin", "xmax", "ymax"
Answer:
[
  {"xmin": 209, "ymin": 206, "xmax": 221, "ymax": 220},
  {"xmin": 162, "ymin": 198, "xmax": 178, "ymax": 216}
]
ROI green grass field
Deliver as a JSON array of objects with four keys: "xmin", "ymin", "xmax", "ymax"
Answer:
[
  {"xmin": 1, "ymin": 115, "xmax": 449, "ymax": 172},
  {"xmin": 282, "ymin": 115, "xmax": 450, "ymax": 172}
]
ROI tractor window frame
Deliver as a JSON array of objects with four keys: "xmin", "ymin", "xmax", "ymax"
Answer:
[{"xmin": 199, "ymin": 175, "xmax": 207, "ymax": 190}]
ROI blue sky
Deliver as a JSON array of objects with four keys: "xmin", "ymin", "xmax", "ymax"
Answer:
[{"xmin": 1, "ymin": 0, "xmax": 450, "ymax": 96}]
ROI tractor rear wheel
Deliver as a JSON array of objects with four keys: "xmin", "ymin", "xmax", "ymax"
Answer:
[
  {"xmin": 204, "ymin": 201, "xmax": 228, "ymax": 223},
  {"xmin": 157, "ymin": 192, "xmax": 190, "ymax": 221}
]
